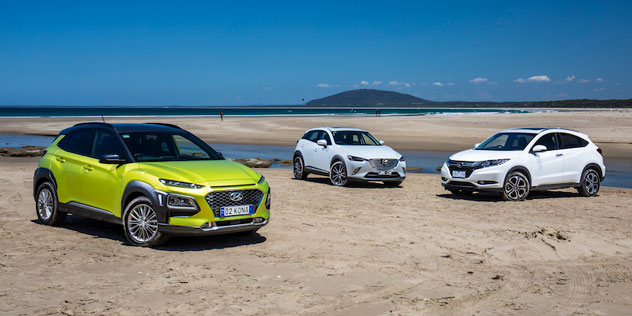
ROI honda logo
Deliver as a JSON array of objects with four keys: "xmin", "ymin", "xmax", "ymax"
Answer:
[
  {"xmin": 381, "ymin": 159, "xmax": 389, "ymax": 164},
  {"xmin": 457, "ymin": 163, "xmax": 463, "ymax": 168},
  {"xmin": 230, "ymin": 192, "xmax": 243, "ymax": 202}
]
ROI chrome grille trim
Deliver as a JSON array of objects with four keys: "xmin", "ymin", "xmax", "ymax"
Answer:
[
  {"xmin": 369, "ymin": 158, "xmax": 398, "ymax": 170},
  {"xmin": 205, "ymin": 189, "xmax": 264, "ymax": 217}
]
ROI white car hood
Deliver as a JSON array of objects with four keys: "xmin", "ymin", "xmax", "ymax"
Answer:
[
  {"xmin": 341, "ymin": 145, "xmax": 401, "ymax": 159},
  {"xmin": 450, "ymin": 149, "xmax": 522, "ymax": 162}
]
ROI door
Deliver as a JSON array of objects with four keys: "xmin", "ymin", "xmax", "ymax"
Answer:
[
  {"xmin": 300, "ymin": 130, "xmax": 320, "ymax": 170},
  {"xmin": 527, "ymin": 132, "xmax": 565, "ymax": 186},
  {"xmin": 54, "ymin": 129, "xmax": 95, "ymax": 204},
  {"xmin": 558, "ymin": 133, "xmax": 590, "ymax": 183},
  {"xmin": 81, "ymin": 130, "xmax": 126, "ymax": 214},
  {"xmin": 314, "ymin": 131, "xmax": 334, "ymax": 171}
]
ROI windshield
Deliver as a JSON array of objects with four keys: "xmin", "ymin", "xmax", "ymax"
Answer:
[
  {"xmin": 476, "ymin": 132, "xmax": 536, "ymax": 151},
  {"xmin": 120, "ymin": 131, "xmax": 222, "ymax": 162},
  {"xmin": 332, "ymin": 130, "xmax": 380, "ymax": 145}
]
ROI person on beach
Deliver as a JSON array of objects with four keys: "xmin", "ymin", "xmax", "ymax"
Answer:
[{"xmin": 220, "ymin": 111, "xmax": 224, "ymax": 121}]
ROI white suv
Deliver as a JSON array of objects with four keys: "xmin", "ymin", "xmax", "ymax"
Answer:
[
  {"xmin": 293, "ymin": 127, "xmax": 406, "ymax": 186},
  {"xmin": 440, "ymin": 128, "xmax": 605, "ymax": 201}
]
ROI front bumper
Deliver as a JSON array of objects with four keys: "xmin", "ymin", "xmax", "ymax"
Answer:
[
  {"xmin": 158, "ymin": 218, "xmax": 268, "ymax": 236},
  {"xmin": 440, "ymin": 163, "xmax": 507, "ymax": 192},
  {"xmin": 345, "ymin": 159, "xmax": 406, "ymax": 182}
]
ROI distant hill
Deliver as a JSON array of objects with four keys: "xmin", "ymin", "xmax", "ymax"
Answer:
[
  {"xmin": 306, "ymin": 89, "xmax": 435, "ymax": 106},
  {"xmin": 306, "ymin": 89, "xmax": 632, "ymax": 108}
]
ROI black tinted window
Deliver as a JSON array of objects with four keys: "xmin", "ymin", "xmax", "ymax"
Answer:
[
  {"xmin": 559, "ymin": 133, "xmax": 588, "ymax": 149},
  {"xmin": 476, "ymin": 132, "xmax": 535, "ymax": 151},
  {"xmin": 92, "ymin": 130, "xmax": 125, "ymax": 158},
  {"xmin": 533, "ymin": 133, "xmax": 558, "ymax": 151},
  {"xmin": 57, "ymin": 129, "xmax": 95, "ymax": 156},
  {"xmin": 302, "ymin": 131, "xmax": 320, "ymax": 142},
  {"xmin": 318, "ymin": 131, "xmax": 332, "ymax": 145},
  {"xmin": 121, "ymin": 131, "xmax": 220, "ymax": 162}
]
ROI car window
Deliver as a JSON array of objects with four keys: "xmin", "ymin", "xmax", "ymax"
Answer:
[
  {"xmin": 302, "ymin": 130, "xmax": 320, "ymax": 143},
  {"xmin": 317, "ymin": 131, "xmax": 332, "ymax": 145},
  {"xmin": 477, "ymin": 133, "xmax": 535, "ymax": 151},
  {"xmin": 173, "ymin": 135, "xmax": 210, "ymax": 159},
  {"xmin": 559, "ymin": 133, "xmax": 588, "ymax": 149},
  {"xmin": 332, "ymin": 131, "xmax": 380, "ymax": 145},
  {"xmin": 57, "ymin": 129, "xmax": 95, "ymax": 156},
  {"xmin": 532, "ymin": 133, "xmax": 558, "ymax": 151},
  {"xmin": 92, "ymin": 130, "xmax": 125, "ymax": 158},
  {"xmin": 121, "ymin": 131, "xmax": 220, "ymax": 162}
]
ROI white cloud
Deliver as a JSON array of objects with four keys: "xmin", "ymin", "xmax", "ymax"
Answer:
[
  {"xmin": 372, "ymin": 81, "xmax": 382, "ymax": 86},
  {"xmin": 566, "ymin": 75, "xmax": 576, "ymax": 82},
  {"xmin": 388, "ymin": 80, "xmax": 400, "ymax": 85},
  {"xmin": 577, "ymin": 79, "xmax": 590, "ymax": 83},
  {"xmin": 360, "ymin": 80, "xmax": 369, "ymax": 86},
  {"xmin": 432, "ymin": 82, "xmax": 444, "ymax": 86},
  {"xmin": 514, "ymin": 75, "xmax": 551, "ymax": 83},
  {"xmin": 469, "ymin": 77, "xmax": 488, "ymax": 84},
  {"xmin": 317, "ymin": 83, "xmax": 337, "ymax": 88},
  {"xmin": 404, "ymin": 82, "xmax": 411, "ymax": 87},
  {"xmin": 593, "ymin": 88, "xmax": 606, "ymax": 92},
  {"xmin": 596, "ymin": 77, "xmax": 604, "ymax": 82},
  {"xmin": 447, "ymin": 82, "xmax": 455, "ymax": 86}
]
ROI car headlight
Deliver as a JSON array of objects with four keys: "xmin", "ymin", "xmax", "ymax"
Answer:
[
  {"xmin": 258, "ymin": 175, "xmax": 265, "ymax": 184},
  {"xmin": 265, "ymin": 187, "xmax": 271, "ymax": 209},
  {"xmin": 474, "ymin": 159, "xmax": 509, "ymax": 168},
  {"xmin": 159, "ymin": 178, "xmax": 204, "ymax": 189},
  {"xmin": 347, "ymin": 155, "xmax": 368, "ymax": 162},
  {"xmin": 399, "ymin": 156, "xmax": 405, "ymax": 162},
  {"xmin": 166, "ymin": 194, "xmax": 198, "ymax": 210}
]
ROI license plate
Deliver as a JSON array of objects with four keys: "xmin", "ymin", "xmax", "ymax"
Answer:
[
  {"xmin": 452, "ymin": 170, "xmax": 466, "ymax": 178},
  {"xmin": 378, "ymin": 170, "xmax": 392, "ymax": 175},
  {"xmin": 220, "ymin": 205, "xmax": 253, "ymax": 217}
]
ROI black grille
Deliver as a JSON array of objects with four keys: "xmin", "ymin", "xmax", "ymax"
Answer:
[
  {"xmin": 205, "ymin": 189, "xmax": 263, "ymax": 217},
  {"xmin": 365, "ymin": 172, "xmax": 401, "ymax": 178},
  {"xmin": 447, "ymin": 159, "xmax": 481, "ymax": 178},
  {"xmin": 447, "ymin": 181, "xmax": 476, "ymax": 187}
]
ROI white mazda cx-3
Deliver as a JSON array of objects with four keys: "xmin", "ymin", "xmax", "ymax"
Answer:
[
  {"xmin": 441, "ymin": 128, "xmax": 606, "ymax": 201},
  {"xmin": 293, "ymin": 127, "xmax": 406, "ymax": 186}
]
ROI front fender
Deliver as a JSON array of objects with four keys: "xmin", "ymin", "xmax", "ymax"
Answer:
[
  {"xmin": 33, "ymin": 168, "xmax": 57, "ymax": 201},
  {"xmin": 121, "ymin": 180, "xmax": 169, "ymax": 223}
]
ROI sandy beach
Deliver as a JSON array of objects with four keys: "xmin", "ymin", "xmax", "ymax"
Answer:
[
  {"xmin": 1, "ymin": 109, "xmax": 631, "ymax": 159},
  {"xmin": 0, "ymin": 158, "xmax": 631, "ymax": 315}
]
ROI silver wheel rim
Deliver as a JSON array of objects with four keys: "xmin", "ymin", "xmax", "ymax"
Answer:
[
  {"xmin": 294, "ymin": 157, "xmax": 303, "ymax": 178},
  {"xmin": 505, "ymin": 175, "xmax": 528, "ymax": 200},
  {"xmin": 37, "ymin": 188, "xmax": 54, "ymax": 220},
  {"xmin": 127, "ymin": 204, "xmax": 158, "ymax": 243},
  {"xmin": 584, "ymin": 171, "xmax": 599, "ymax": 195},
  {"xmin": 330, "ymin": 162, "xmax": 346, "ymax": 186}
]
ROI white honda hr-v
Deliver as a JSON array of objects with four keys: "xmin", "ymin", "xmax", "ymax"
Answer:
[
  {"xmin": 293, "ymin": 127, "xmax": 406, "ymax": 186},
  {"xmin": 441, "ymin": 128, "xmax": 606, "ymax": 201}
]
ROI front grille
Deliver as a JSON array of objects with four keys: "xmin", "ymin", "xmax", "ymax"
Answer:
[
  {"xmin": 369, "ymin": 158, "xmax": 398, "ymax": 170},
  {"xmin": 365, "ymin": 172, "xmax": 401, "ymax": 178},
  {"xmin": 205, "ymin": 189, "xmax": 263, "ymax": 217},
  {"xmin": 216, "ymin": 218, "xmax": 254, "ymax": 227},
  {"xmin": 447, "ymin": 159, "xmax": 481, "ymax": 178}
]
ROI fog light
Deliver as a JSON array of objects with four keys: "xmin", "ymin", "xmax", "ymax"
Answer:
[
  {"xmin": 254, "ymin": 217, "xmax": 264, "ymax": 223},
  {"xmin": 441, "ymin": 177, "xmax": 447, "ymax": 181},
  {"xmin": 352, "ymin": 167, "xmax": 361, "ymax": 175},
  {"xmin": 477, "ymin": 180, "xmax": 497, "ymax": 185},
  {"xmin": 200, "ymin": 222, "xmax": 213, "ymax": 228}
]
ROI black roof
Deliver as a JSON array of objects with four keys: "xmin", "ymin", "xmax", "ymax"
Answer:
[{"xmin": 61, "ymin": 122, "xmax": 183, "ymax": 134}]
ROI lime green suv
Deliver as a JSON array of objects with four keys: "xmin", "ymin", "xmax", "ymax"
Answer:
[{"xmin": 33, "ymin": 123, "xmax": 270, "ymax": 247}]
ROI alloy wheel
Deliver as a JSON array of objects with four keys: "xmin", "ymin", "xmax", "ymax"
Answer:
[
  {"xmin": 584, "ymin": 170, "xmax": 600, "ymax": 195},
  {"xmin": 330, "ymin": 162, "xmax": 347, "ymax": 186},
  {"xmin": 127, "ymin": 204, "xmax": 159, "ymax": 243},
  {"xmin": 294, "ymin": 157, "xmax": 303, "ymax": 179},
  {"xmin": 37, "ymin": 188, "xmax": 54, "ymax": 220},
  {"xmin": 504, "ymin": 174, "xmax": 528, "ymax": 200}
]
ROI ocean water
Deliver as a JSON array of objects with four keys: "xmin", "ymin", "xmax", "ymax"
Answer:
[
  {"xmin": 0, "ymin": 106, "xmax": 534, "ymax": 117},
  {"xmin": 1, "ymin": 134, "xmax": 629, "ymax": 189}
]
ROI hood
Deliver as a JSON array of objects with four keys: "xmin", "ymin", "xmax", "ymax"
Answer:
[
  {"xmin": 449, "ymin": 149, "xmax": 522, "ymax": 162},
  {"xmin": 138, "ymin": 160, "xmax": 260, "ymax": 187},
  {"xmin": 340, "ymin": 145, "xmax": 401, "ymax": 159}
]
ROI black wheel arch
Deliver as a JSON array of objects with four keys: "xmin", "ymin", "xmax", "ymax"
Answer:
[
  {"xmin": 293, "ymin": 150, "xmax": 303, "ymax": 160},
  {"xmin": 330, "ymin": 154, "xmax": 345, "ymax": 167},
  {"xmin": 506, "ymin": 166, "xmax": 532, "ymax": 187},
  {"xmin": 582, "ymin": 163, "xmax": 604, "ymax": 182},
  {"xmin": 121, "ymin": 180, "xmax": 169, "ymax": 223},
  {"xmin": 33, "ymin": 168, "xmax": 57, "ymax": 201}
]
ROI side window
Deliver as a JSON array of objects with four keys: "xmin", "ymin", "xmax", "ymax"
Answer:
[
  {"xmin": 305, "ymin": 131, "xmax": 320, "ymax": 142},
  {"xmin": 57, "ymin": 129, "xmax": 95, "ymax": 156},
  {"xmin": 559, "ymin": 133, "xmax": 588, "ymax": 149},
  {"xmin": 318, "ymin": 131, "xmax": 332, "ymax": 145},
  {"xmin": 173, "ymin": 135, "xmax": 210, "ymax": 159},
  {"xmin": 533, "ymin": 133, "xmax": 558, "ymax": 151},
  {"xmin": 92, "ymin": 130, "xmax": 125, "ymax": 158}
]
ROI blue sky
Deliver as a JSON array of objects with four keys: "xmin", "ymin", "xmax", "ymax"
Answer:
[{"xmin": 1, "ymin": 0, "xmax": 630, "ymax": 105}]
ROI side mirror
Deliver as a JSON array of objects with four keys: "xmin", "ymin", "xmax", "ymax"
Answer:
[
  {"xmin": 99, "ymin": 154, "xmax": 127, "ymax": 164},
  {"xmin": 532, "ymin": 145, "xmax": 547, "ymax": 153},
  {"xmin": 474, "ymin": 143, "xmax": 480, "ymax": 149},
  {"xmin": 317, "ymin": 139, "xmax": 327, "ymax": 147},
  {"xmin": 379, "ymin": 140, "xmax": 385, "ymax": 145}
]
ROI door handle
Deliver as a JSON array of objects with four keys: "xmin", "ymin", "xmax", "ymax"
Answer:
[
  {"xmin": 556, "ymin": 153, "xmax": 563, "ymax": 157},
  {"xmin": 84, "ymin": 165, "xmax": 93, "ymax": 171},
  {"xmin": 56, "ymin": 156, "xmax": 65, "ymax": 163}
]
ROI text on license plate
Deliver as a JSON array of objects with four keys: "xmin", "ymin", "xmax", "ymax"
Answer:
[
  {"xmin": 452, "ymin": 170, "xmax": 466, "ymax": 178},
  {"xmin": 378, "ymin": 170, "xmax": 392, "ymax": 175},
  {"xmin": 220, "ymin": 205, "xmax": 253, "ymax": 217}
]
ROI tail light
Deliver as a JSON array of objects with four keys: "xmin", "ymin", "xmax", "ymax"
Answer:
[
  {"xmin": 597, "ymin": 148, "xmax": 603, "ymax": 156},
  {"xmin": 41, "ymin": 149, "xmax": 47, "ymax": 157}
]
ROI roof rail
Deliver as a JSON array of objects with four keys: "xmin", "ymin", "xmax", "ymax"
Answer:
[
  {"xmin": 146, "ymin": 122, "xmax": 182, "ymax": 129},
  {"xmin": 73, "ymin": 122, "xmax": 115, "ymax": 128}
]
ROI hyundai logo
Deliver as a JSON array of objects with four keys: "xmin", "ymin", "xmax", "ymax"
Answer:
[{"xmin": 230, "ymin": 192, "xmax": 243, "ymax": 202}]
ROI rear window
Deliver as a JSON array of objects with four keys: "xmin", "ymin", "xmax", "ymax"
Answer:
[
  {"xmin": 559, "ymin": 133, "xmax": 588, "ymax": 149},
  {"xmin": 57, "ymin": 129, "xmax": 95, "ymax": 156}
]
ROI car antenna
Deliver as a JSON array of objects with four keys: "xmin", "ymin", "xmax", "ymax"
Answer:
[{"xmin": 100, "ymin": 112, "xmax": 106, "ymax": 123}]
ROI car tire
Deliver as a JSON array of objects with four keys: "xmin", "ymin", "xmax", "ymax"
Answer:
[
  {"xmin": 329, "ymin": 161, "xmax": 348, "ymax": 186},
  {"xmin": 293, "ymin": 155, "xmax": 308, "ymax": 180},
  {"xmin": 384, "ymin": 181, "xmax": 403, "ymax": 187},
  {"xmin": 577, "ymin": 168, "xmax": 600, "ymax": 197},
  {"xmin": 502, "ymin": 171, "xmax": 530, "ymax": 201},
  {"xmin": 449, "ymin": 189, "xmax": 472, "ymax": 196},
  {"xmin": 123, "ymin": 196, "xmax": 169, "ymax": 247},
  {"xmin": 35, "ymin": 181, "xmax": 66, "ymax": 226}
]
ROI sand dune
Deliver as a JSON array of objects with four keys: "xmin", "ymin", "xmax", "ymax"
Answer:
[{"xmin": 1, "ymin": 158, "xmax": 631, "ymax": 315}]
